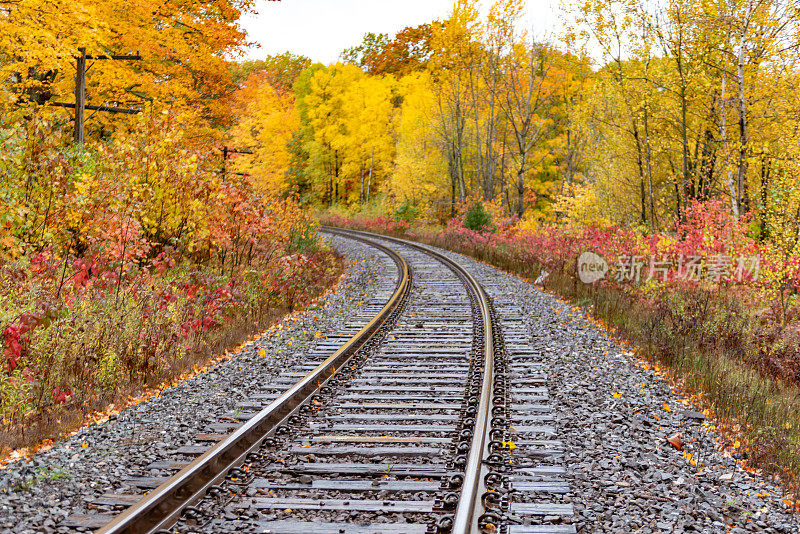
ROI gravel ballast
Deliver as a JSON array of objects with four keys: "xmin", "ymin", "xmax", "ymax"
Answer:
[
  {"xmin": 417, "ymin": 239, "xmax": 800, "ymax": 534},
  {"xmin": 0, "ymin": 233, "xmax": 798, "ymax": 534},
  {"xmin": 0, "ymin": 236, "xmax": 396, "ymax": 534}
]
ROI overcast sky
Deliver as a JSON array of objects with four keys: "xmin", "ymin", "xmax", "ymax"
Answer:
[{"xmin": 238, "ymin": 0, "xmax": 562, "ymax": 64}]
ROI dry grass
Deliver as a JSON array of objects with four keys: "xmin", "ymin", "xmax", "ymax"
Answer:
[{"xmin": 0, "ymin": 252, "xmax": 344, "ymax": 456}]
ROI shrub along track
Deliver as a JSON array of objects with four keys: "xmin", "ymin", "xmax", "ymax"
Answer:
[{"xmin": 67, "ymin": 229, "xmax": 572, "ymax": 534}]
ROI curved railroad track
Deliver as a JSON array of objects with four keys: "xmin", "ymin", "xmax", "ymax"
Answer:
[{"xmin": 80, "ymin": 229, "xmax": 572, "ymax": 534}]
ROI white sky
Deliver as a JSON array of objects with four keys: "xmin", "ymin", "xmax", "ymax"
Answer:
[{"xmin": 238, "ymin": 0, "xmax": 562, "ymax": 64}]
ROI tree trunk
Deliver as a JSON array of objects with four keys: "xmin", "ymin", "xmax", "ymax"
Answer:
[
  {"xmin": 632, "ymin": 120, "xmax": 647, "ymax": 226},
  {"xmin": 449, "ymin": 150, "xmax": 457, "ymax": 217},
  {"xmin": 668, "ymin": 156, "xmax": 681, "ymax": 217},
  {"xmin": 735, "ymin": 5, "xmax": 751, "ymax": 214},
  {"xmin": 644, "ymin": 105, "xmax": 656, "ymax": 229},
  {"xmin": 359, "ymin": 160, "xmax": 365, "ymax": 210},
  {"xmin": 471, "ymin": 68, "xmax": 486, "ymax": 198},
  {"xmin": 500, "ymin": 130, "xmax": 508, "ymax": 211},
  {"xmin": 327, "ymin": 159, "xmax": 333, "ymax": 207},
  {"xmin": 760, "ymin": 157, "xmax": 770, "ymax": 239},
  {"xmin": 680, "ymin": 79, "xmax": 690, "ymax": 201},
  {"xmin": 366, "ymin": 147, "xmax": 374, "ymax": 204},
  {"xmin": 720, "ymin": 65, "xmax": 740, "ymax": 216},
  {"xmin": 640, "ymin": 180, "xmax": 647, "ymax": 226},
  {"xmin": 484, "ymin": 85, "xmax": 497, "ymax": 200},
  {"xmin": 564, "ymin": 129, "xmax": 575, "ymax": 196}
]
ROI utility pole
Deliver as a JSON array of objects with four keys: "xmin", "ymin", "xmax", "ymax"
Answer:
[
  {"xmin": 221, "ymin": 146, "xmax": 254, "ymax": 180},
  {"xmin": 74, "ymin": 47, "xmax": 86, "ymax": 144},
  {"xmin": 50, "ymin": 48, "xmax": 143, "ymax": 145}
]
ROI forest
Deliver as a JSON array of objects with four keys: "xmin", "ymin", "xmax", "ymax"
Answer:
[
  {"xmin": 0, "ymin": 0, "xmax": 341, "ymax": 451},
  {"xmin": 239, "ymin": 0, "xmax": 800, "ymax": 485},
  {"xmin": 4, "ymin": 0, "xmax": 800, "ymax": 487},
  {"xmin": 241, "ymin": 0, "xmax": 800, "ymax": 238}
]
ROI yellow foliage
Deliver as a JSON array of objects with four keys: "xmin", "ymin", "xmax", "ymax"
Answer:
[
  {"xmin": 552, "ymin": 183, "xmax": 613, "ymax": 228},
  {"xmin": 229, "ymin": 76, "xmax": 299, "ymax": 194},
  {"xmin": 388, "ymin": 72, "xmax": 447, "ymax": 217}
]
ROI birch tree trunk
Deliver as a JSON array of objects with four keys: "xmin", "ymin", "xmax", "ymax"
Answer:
[
  {"xmin": 735, "ymin": 0, "xmax": 754, "ymax": 213},
  {"xmin": 366, "ymin": 147, "xmax": 374, "ymax": 204}
]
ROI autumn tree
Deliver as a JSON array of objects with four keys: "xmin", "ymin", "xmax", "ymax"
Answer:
[
  {"xmin": 429, "ymin": 0, "xmax": 482, "ymax": 214},
  {"xmin": 562, "ymin": 0, "xmax": 800, "ymax": 231},
  {"xmin": 228, "ymin": 71, "xmax": 300, "ymax": 194},
  {"xmin": 342, "ymin": 25, "xmax": 433, "ymax": 77},
  {"xmin": 373, "ymin": 24, "xmax": 434, "ymax": 77},
  {"xmin": 341, "ymin": 33, "xmax": 391, "ymax": 74},
  {"xmin": 284, "ymin": 1, "xmax": 594, "ymax": 221},
  {"xmin": 231, "ymin": 53, "xmax": 312, "ymax": 94},
  {"xmin": 389, "ymin": 72, "xmax": 449, "ymax": 212}
]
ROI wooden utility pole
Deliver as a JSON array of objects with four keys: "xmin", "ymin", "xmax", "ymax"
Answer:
[
  {"xmin": 221, "ymin": 146, "xmax": 254, "ymax": 180},
  {"xmin": 50, "ymin": 48, "xmax": 143, "ymax": 145},
  {"xmin": 74, "ymin": 47, "xmax": 86, "ymax": 144}
]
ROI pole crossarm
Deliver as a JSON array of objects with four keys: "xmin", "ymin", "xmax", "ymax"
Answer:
[
  {"xmin": 50, "ymin": 102, "xmax": 141, "ymax": 114},
  {"xmin": 84, "ymin": 54, "xmax": 142, "ymax": 60},
  {"xmin": 61, "ymin": 47, "xmax": 145, "ymax": 144},
  {"xmin": 220, "ymin": 146, "xmax": 255, "ymax": 180}
]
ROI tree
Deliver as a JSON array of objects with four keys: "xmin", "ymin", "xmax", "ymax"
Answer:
[
  {"xmin": 429, "ymin": 0, "xmax": 482, "ymax": 214},
  {"xmin": 340, "ymin": 75, "xmax": 398, "ymax": 208},
  {"xmin": 499, "ymin": 41, "xmax": 561, "ymax": 217},
  {"xmin": 341, "ymin": 33, "xmax": 391, "ymax": 74},
  {"xmin": 1, "ymin": 0, "xmax": 255, "ymax": 132},
  {"xmin": 373, "ymin": 24, "xmax": 434, "ymax": 77},
  {"xmin": 228, "ymin": 72, "xmax": 300, "ymax": 194},
  {"xmin": 389, "ymin": 72, "xmax": 448, "ymax": 214},
  {"xmin": 231, "ymin": 53, "xmax": 312, "ymax": 94}
]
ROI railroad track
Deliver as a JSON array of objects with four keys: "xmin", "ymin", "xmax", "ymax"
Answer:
[{"xmin": 70, "ymin": 229, "xmax": 573, "ymax": 534}]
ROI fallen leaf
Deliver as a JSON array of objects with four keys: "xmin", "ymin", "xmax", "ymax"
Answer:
[
  {"xmin": 666, "ymin": 433, "xmax": 683, "ymax": 451},
  {"xmin": 258, "ymin": 348, "xmax": 266, "ymax": 357},
  {"xmin": 662, "ymin": 403, "xmax": 672, "ymax": 411},
  {"xmin": 81, "ymin": 442, "xmax": 88, "ymax": 449}
]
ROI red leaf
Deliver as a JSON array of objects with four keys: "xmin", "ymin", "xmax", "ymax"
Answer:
[{"xmin": 666, "ymin": 432, "xmax": 684, "ymax": 451}]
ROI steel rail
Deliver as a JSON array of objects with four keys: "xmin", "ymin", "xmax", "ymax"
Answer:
[
  {"xmin": 322, "ymin": 227, "xmax": 495, "ymax": 534},
  {"xmin": 97, "ymin": 235, "xmax": 411, "ymax": 534}
]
